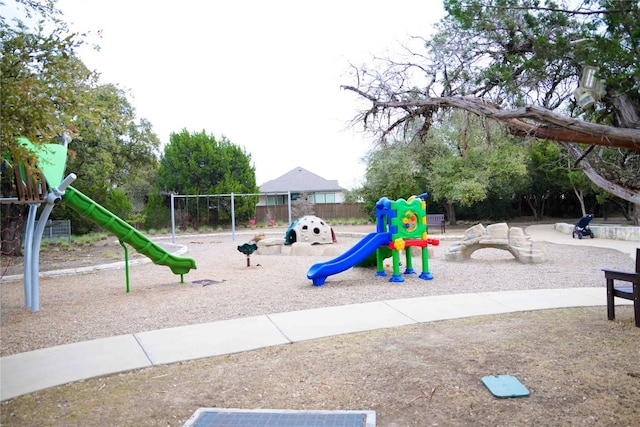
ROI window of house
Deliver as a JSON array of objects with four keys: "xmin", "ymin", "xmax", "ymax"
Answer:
[
  {"xmin": 309, "ymin": 193, "xmax": 335, "ymax": 204},
  {"xmin": 266, "ymin": 195, "xmax": 285, "ymax": 205}
]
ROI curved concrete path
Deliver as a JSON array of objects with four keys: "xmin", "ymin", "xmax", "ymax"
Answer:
[
  {"xmin": 526, "ymin": 223, "xmax": 638, "ymax": 257},
  {"xmin": 1, "ymin": 225, "xmax": 637, "ymax": 401}
]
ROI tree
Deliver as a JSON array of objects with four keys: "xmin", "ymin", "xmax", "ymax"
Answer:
[
  {"xmin": 1, "ymin": 1, "xmax": 161, "ymax": 235},
  {"xmin": 64, "ymin": 84, "xmax": 160, "ymax": 191},
  {"xmin": 1, "ymin": 0, "xmax": 96, "ymax": 250},
  {"xmin": 157, "ymin": 129, "xmax": 258, "ymax": 225},
  {"xmin": 525, "ymin": 140, "xmax": 573, "ymax": 220},
  {"xmin": 158, "ymin": 129, "xmax": 257, "ymax": 194},
  {"xmin": 354, "ymin": 141, "xmax": 426, "ymax": 219},
  {"xmin": 53, "ymin": 84, "xmax": 161, "ymax": 232},
  {"xmin": 428, "ymin": 111, "xmax": 529, "ymax": 223},
  {"xmin": 353, "ymin": 110, "xmax": 528, "ymax": 224},
  {"xmin": 342, "ymin": 0, "xmax": 640, "ymax": 223},
  {"xmin": 1, "ymin": 1, "xmax": 96, "ymax": 158}
]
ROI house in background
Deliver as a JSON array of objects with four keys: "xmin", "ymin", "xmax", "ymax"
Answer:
[
  {"xmin": 254, "ymin": 167, "xmax": 366, "ymax": 223},
  {"xmin": 257, "ymin": 166, "xmax": 346, "ymax": 206}
]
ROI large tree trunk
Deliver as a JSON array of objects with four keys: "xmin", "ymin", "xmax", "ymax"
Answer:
[
  {"xmin": 443, "ymin": 200, "xmax": 457, "ymax": 226},
  {"xmin": 572, "ymin": 185, "xmax": 587, "ymax": 217},
  {"xmin": 523, "ymin": 195, "xmax": 541, "ymax": 221}
]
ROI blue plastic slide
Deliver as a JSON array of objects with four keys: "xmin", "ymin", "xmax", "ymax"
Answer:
[{"xmin": 307, "ymin": 232, "xmax": 392, "ymax": 286}]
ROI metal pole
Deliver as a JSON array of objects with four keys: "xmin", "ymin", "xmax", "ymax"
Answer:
[
  {"xmin": 30, "ymin": 173, "xmax": 76, "ymax": 312},
  {"xmin": 231, "ymin": 192, "xmax": 236, "ymax": 241},
  {"xmin": 23, "ymin": 204, "xmax": 38, "ymax": 308},
  {"xmin": 119, "ymin": 240, "xmax": 130, "ymax": 293},
  {"xmin": 170, "ymin": 193, "xmax": 176, "ymax": 244},
  {"xmin": 287, "ymin": 191, "xmax": 292, "ymax": 225},
  {"xmin": 31, "ymin": 202, "xmax": 54, "ymax": 311}
]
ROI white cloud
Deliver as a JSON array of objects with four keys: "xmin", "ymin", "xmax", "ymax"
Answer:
[{"xmin": 56, "ymin": 0, "xmax": 445, "ymax": 189}]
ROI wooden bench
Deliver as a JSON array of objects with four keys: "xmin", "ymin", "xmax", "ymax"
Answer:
[
  {"xmin": 603, "ymin": 248, "xmax": 639, "ymax": 327},
  {"xmin": 427, "ymin": 214, "xmax": 446, "ymax": 234}
]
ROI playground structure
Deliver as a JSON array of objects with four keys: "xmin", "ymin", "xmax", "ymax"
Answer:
[
  {"xmin": 444, "ymin": 223, "xmax": 546, "ymax": 264},
  {"xmin": 284, "ymin": 215, "xmax": 336, "ymax": 245},
  {"xmin": 307, "ymin": 194, "xmax": 439, "ymax": 286},
  {"xmin": 2, "ymin": 138, "xmax": 197, "ymax": 312},
  {"xmin": 237, "ymin": 233, "xmax": 265, "ymax": 266}
]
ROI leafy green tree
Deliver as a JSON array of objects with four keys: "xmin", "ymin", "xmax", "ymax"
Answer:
[
  {"xmin": 159, "ymin": 129, "xmax": 257, "ymax": 194},
  {"xmin": 142, "ymin": 193, "xmax": 171, "ymax": 231},
  {"xmin": 567, "ymin": 164, "xmax": 598, "ymax": 217},
  {"xmin": 64, "ymin": 84, "xmax": 160, "ymax": 191},
  {"xmin": 355, "ymin": 110, "xmax": 528, "ymax": 224},
  {"xmin": 2, "ymin": 2, "xmax": 161, "ymax": 234},
  {"xmin": 524, "ymin": 140, "xmax": 572, "ymax": 220},
  {"xmin": 1, "ymin": 1, "xmax": 96, "ymax": 159},
  {"xmin": 1, "ymin": 0, "xmax": 95, "ymax": 246},
  {"xmin": 343, "ymin": 0, "xmax": 640, "ymax": 223},
  {"xmin": 157, "ymin": 129, "xmax": 258, "ymax": 225},
  {"xmin": 355, "ymin": 143, "xmax": 425, "ymax": 218},
  {"xmin": 49, "ymin": 84, "xmax": 161, "ymax": 232},
  {"xmin": 428, "ymin": 111, "xmax": 528, "ymax": 223}
]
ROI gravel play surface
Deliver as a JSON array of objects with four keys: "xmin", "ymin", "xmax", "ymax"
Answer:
[{"xmin": 0, "ymin": 225, "xmax": 634, "ymax": 356}]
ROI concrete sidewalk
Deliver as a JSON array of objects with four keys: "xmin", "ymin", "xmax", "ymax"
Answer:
[
  {"xmin": 1, "ymin": 224, "xmax": 636, "ymax": 401},
  {"xmin": 2, "ymin": 287, "xmax": 625, "ymax": 401}
]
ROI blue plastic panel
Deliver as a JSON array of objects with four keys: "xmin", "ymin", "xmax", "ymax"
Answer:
[{"xmin": 482, "ymin": 375, "xmax": 530, "ymax": 398}]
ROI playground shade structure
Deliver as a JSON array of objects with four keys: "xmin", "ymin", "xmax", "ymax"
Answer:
[{"xmin": 63, "ymin": 186, "xmax": 196, "ymax": 275}]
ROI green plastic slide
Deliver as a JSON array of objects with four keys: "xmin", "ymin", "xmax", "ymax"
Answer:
[{"xmin": 63, "ymin": 186, "xmax": 197, "ymax": 275}]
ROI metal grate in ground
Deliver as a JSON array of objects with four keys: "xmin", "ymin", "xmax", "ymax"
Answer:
[{"xmin": 183, "ymin": 408, "xmax": 376, "ymax": 427}]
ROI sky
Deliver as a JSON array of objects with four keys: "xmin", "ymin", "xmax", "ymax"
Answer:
[{"xmin": 39, "ymin": 1, "xmax": 444, "ymax": 189}]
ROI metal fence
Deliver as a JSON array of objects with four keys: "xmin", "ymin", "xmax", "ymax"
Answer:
[
  {"xmin": 255, "ymin": 203, "xmax": 369, "ymax": 223},
  {"xmin": 35, "ymin": 220, "xmax": 71, "ymax": 242}
]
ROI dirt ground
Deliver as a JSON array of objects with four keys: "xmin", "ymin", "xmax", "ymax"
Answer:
[
  {"xmin": 1, "ymin": 227, "xmax": 639, "ymax": 426},
  {"xmin": 1, "ymin": 236, "xmax": 147, "ymax": 277},
  {"xmin": 1, "ymin": 308, "xmax": 639, "ymax": 427}
]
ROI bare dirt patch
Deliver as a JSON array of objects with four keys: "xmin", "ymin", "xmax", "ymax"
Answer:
[
  {"xmin": 2, "ymin": 237, "xmax": 147, "ymax": 276},
  {"xmin": 2, "ymin": 308, "xmax": 639, "ymax": 426}
]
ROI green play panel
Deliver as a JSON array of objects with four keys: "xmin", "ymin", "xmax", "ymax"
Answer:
[
  {"xmin": 18, "ymin": 137, "xmax": 68, "ymax": 188},
  {"xmin": 481, "ymin": 375, "xmax": 530, "ymax": 398}
]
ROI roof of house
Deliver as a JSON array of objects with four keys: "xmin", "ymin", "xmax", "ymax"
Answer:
[{"xmin": 260, "ymin": 167, "xmax": 345, "ymax": 193}]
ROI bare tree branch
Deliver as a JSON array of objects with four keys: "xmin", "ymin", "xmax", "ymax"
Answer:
[
  {"xmin": 563, "ymin": 142, "xmax": 640, "ymax": 204},
  {"xmin": 485, "ymin": 5, "xmax": 633, "ymax": 16},
  {"xmin": 341, "ymin": 86, "xmax": 640, "ymax": 151}
]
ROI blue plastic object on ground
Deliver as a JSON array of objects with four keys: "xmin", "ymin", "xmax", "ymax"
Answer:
[{"xmin": 481, "ymin": 375, "xmax": 530, "ymax": 398}]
